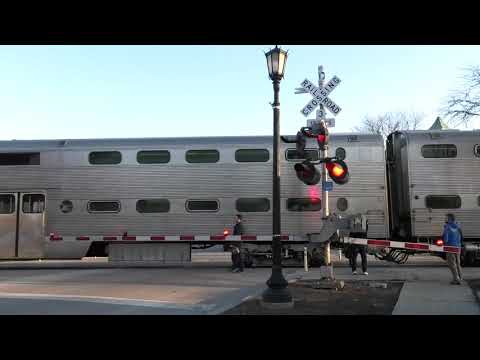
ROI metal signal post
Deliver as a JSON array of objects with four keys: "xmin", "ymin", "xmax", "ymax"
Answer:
[
  {"xmin": 317, "ymin": 66, "xmax": 329, "ymax": 220},
  {"xmin": 317, "ymin": 66, "xmax": 334, "ymax": 280},
  {"xmin": 296, "ymin": 65, "xmax": 344, "ymax": 281}
]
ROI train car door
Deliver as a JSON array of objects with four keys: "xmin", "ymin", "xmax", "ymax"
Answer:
[
  {"xmin": 18, "ymin": 192, "xmax": 46, "ymax": 258},
  {"xmin": 0, "ymin": 193, "xmax": 17, "ymax": 258},
  {"xmin": 0, "ymin": 192, "xmax": 46, "ymax": 259}
]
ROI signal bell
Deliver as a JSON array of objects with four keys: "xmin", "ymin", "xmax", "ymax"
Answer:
[
  {"xmin": 326, "ymin": 159, "xmax": 349, "ymax": 185},
  {"xmin": 294, "ymin": 161, "xmax": 321, "ymax": 186}
]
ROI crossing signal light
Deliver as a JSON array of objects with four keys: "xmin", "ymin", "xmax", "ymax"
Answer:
[
  {"xmin": 316, "ymin": 128, "xmax": 329, "ymax": 148},
  {"xmin": 317, "ymin": 134, "xmax": 328, "ymax": 146},
  {"xmin": 326, "ymin": 159, "xmax": 349, "ymax": 185},
  {"xmin": 294, "ymin": 161, "xmax": 321, "ymax": 186}
]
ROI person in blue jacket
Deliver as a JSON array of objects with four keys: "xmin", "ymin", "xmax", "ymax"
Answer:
[{"xmin": 442, "ymin": 213, "xmax": 463, "ymax": 285}]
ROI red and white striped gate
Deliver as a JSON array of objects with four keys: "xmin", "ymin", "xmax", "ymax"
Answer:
[
  {"xmin": 48, "ymin": 233, "xmax": 460, "ymax": 254},
  {"xmin": 342, "ymin": 236, "xmax": 461, "ymax": 254}
]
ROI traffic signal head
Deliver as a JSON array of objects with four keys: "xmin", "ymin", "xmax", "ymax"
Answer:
[
  {"xmin": 295, "ymin": 130, "xmax": 307, "ymax": 158},
  {"xmin": 294, "ymin": 161, "xmax": 321, "ymax": 186},
  {"xmin": 326, "ymin": 159, "xmax": 349, "ymax": 185}
]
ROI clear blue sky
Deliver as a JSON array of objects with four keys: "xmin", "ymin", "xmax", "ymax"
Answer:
[{"xmin": 1, "ymin": 45, "xmax": 479, "ymax": 140}]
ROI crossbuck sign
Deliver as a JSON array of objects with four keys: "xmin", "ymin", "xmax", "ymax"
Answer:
[{"xmin": 299, "ymin": 76, "xmax": 342, "ymax": 117}]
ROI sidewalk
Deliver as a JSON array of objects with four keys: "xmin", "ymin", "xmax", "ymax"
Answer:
[
  {"xmin": 291, "ymin": 261, "xmax": 480, "ymax": 315},
  {"xmin": 392, "ymin": 281, "xmax": 480, "ymax": 315}
]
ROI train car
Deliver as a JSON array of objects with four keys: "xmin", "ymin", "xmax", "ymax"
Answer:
[
  {"xmin": 0, "ymin": 133, "xmax": 387, "ymax": 262},
  {"xmin": 386, "ymin": 129, "xmax": 480, "ymax": 265}
]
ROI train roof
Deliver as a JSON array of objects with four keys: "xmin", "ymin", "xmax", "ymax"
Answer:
[
  {"xmin": 394, "ymin": 129, "xmax": 480, "ymax": 143},
  {"xmin": 0, "ymin": 133, "xmax": 384, "ymax": 150}
]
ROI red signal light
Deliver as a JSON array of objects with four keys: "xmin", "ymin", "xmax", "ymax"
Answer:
[
  {"xmin": 326, "ymin": 160, "xmax": 349, "ymax": 185},
  {"xmin": 435, "ymin": 239, "xmax": 444, "ymax": 246},
  {"xmin": 223, "ymin": 229, "xmax": 230, "ymax": 236},
  {"xmin": 330, "ymin": 163, "xmax": 345, "ymax": 177}
]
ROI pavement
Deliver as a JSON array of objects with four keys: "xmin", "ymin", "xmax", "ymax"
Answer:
[
  {"xmin": 0, "ymin": 249, "xmax": 478, "ymax": 315},
  {"xmin": 392, "ymin": 281, "xmax": 479, "ymax": 315},
  {"xmin": 295, "ymin": 253, "xmax": 480, "ymax": 315},
  {"xmin": 0, "ymin": 252, "xmax": 295, "ymax": 315}
]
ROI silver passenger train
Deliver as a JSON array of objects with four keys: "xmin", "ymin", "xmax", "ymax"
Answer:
[
  {"xmin": 0, "ymin": 130, "xmax": 478, "ymax": 265},
  {"xmin": 387, "ymin": 130, "xmax": 480, "ymax": 265}
]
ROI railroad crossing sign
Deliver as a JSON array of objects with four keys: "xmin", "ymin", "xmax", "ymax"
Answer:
[{"xmin": 298, "ymin": 76, "xmax": 342, "ymax": 117}]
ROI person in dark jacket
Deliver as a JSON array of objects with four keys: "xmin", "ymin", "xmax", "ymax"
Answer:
[
  {"xmin": 231, "ymin": 214, "xmax": 244, "ymax": 272},
  {"xmin": 443, "ymin": 213, "xmax": 463, "ymax": 285},
  {"xmin": 350, "ymin": 244, "xmax": 368, "ymax": 275}
]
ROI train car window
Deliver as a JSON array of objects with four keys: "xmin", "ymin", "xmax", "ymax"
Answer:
[
  {"xmin": 236, "ymin": 198, "xmax": 270, "ymax": 212},
  {"xmin": 186, "ymin": 150, "xmax": 219, "ymax": 163},
  {"xmin": 22, "ymin": 194, "xmax": 45, "ymax": 213},
  {"xmin": 421, "ymin": 144, "xmax": 457, "ymax": 158},
  {"xmin": 87, "ymin": 201, "xmax": 121, "ymax": 213},
  {"xmin": 89, "ymin": 151, "xmax": 122, "ymax": 165},
  {"xmin": 474, "ymin": 144, "xmax": 480, "ymax": 157},
  {"xmin": 425, "ymin": 195, "xmax": 461, "ymax": 209},
  {"xmin": 0, "ymin": 195, "xmax": 15, "ymax": 214},
  {"xmin": 136, "ymin": 199, "xmax": 170, "ymax": 213},
  {"xmin": 235, "ymin": 149, "xmax": 270, "ymax": 162},
  {"xmin": 0, "ymin": 153, "xmax": 40, "ymax": 165},
  {"xmin": 287, "ymin": 198, "xmax": 321, "ymax": 211},
  {"xmin": 137, "ymin": 150, "xmax": 171, "ymax": 164},
  {"xmin": 337, "ymin": 198, "xmax": 348, "ymax": 211},
  {"xmin": 60, "ymin": 200, "xmax": 73, "ymax": 213},
  {"xmin": 285, "ymin": 149, "xmax": 319, "ymax": 161},
  {"xmin": 186, "ymin": 200, "xmax": 219, "ymax": 212}
]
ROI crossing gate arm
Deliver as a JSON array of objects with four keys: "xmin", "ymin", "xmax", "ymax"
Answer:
[
  {"xmin": 341, "ymin": 236, "xmax": 461, "ymax": 254},
  {"xmin": 47, "ymin": 234, "xmax": 308, "ymax": 243}
]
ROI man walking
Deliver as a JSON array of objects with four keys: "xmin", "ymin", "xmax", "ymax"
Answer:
[
  {"xmin": 231, "ymin": 214, "xmax": 244, "ymax": 273},
  {"xmin": 443, "ymin": 213, "xmax": 463, "ymax": 285}
]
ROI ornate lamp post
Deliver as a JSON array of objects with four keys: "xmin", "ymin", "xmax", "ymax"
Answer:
[{"xmin": 262, "ymin": 46, "xmax": 293, "ymax": 306}]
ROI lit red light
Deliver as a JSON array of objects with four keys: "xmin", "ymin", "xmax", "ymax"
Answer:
[
  {"xmin": 332, "ymin": 164, "xmax": 345, "ymax": 177},
  {"xmin": 223, "ymin": 230, "xmax": 230, "ymax": 236},
  {"xmin": 317, "ymin": 134, "xmax": 327, "ymax": 144},
  {"xmin": 326, "ymin": 162, "xmax": 346, "ymax": 178},
  {"xmin": 436, "ymin": 239, "xmax": 444, "ymax": 246}
]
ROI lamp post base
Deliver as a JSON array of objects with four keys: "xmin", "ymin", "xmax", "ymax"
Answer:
[{"xmin": 261, "ymin": 287, "xmax": 294, "ymax": 309}]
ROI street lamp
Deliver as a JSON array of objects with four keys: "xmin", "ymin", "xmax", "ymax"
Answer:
[{"xmin": 262, "ymin": 45, "xmax": 293, "ymax": 306}]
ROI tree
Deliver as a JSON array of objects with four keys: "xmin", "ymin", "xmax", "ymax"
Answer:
[
  {"xmin": 353, "ymin": 111, "xmax": 425, "ymax": 139},
  {"xmin": 443, "ymin": 66, "xmax": 480, "ymax": 126}
]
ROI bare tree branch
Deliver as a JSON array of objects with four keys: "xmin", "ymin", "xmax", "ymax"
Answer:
[
  {"xmin": 353, "ymin": 111, "xmax": 425, "ymax": 139},
  {"xmin": 443, "ymin": 66, "xmax": 480, "ymax": 126}
]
